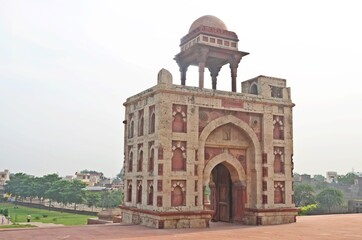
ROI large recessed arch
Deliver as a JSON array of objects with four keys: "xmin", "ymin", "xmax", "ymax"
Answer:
[
  {"xmin": 198, "ymin": 115, "xmax": 263, "ymax": 206},
  {"xmin": 199, "ymin": 115, "xmax": 261, "ymax": 165}
]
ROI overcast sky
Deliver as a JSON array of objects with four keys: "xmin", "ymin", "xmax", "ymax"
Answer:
[{"xmin": 1, "ymin": 0, "xmax": 361, "ymax": 178}]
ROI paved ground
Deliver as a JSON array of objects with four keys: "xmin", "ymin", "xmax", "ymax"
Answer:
[
  {"xmin": 1, "ymin": 214, "xmax": 362, "ymax": 240},
  {"xmin": 27, "ymin": 222, "xmax": 64, "ymax": 228}
]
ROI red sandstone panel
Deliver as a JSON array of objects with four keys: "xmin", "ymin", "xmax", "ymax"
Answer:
[
  {"xmin": 274, "ymin": 181, "xmax": 285, "ymax": 204},
  {"xmin": 171, "ymin": 180, "xmax": 186, "ymax": 207},
  {"xmin": 221, "ymin": 98, "xmax": 244, "ymax": 108},
  {"xmin": 157, "ymin": 180, "xmax": 163, "ymax": 192},
  {"xmin": 172, "ymin": 104, "xmax": 187, "ymax": 133},
  {"xmin": 157, "ymin": 196, "xmax": 162, "ymax": 207},
  {"xmin": 158, "ymin": 164, "xmax": 163, "ymax": 175},
  {"xmin": 158, "ymin": 145, "xmax": 163, "ymax": 160},
  {"xmin": 273, "ymin": 115, "xmax": 284, "ymax": 140},
  {"xmin": 171, "ymin": 141, "xmax": 186, "ymax": 171}
]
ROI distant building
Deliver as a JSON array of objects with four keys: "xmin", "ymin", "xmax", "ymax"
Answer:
[
  {"xmin": 326, "ymin": 171, "xmax": 338, "ymax": 183},
  {"xmin": 300, "ymin": 174, "xmax": 311, "ymax": 182},
  {"xmin": 0, "ymin": 169, "xmax": 10, "ymax": 194},
  {"xmin": 96, "ymin": 178, "xmax": 112, "ymax": 187},
  {"xmin": 111, "ymin": 178, "xmax": 124, "ymax": 190},
  {"xmin": 348, "ymin": 199, "xmax": 362, "ymax": 213},
  {"xmin": 63, "ymin": 175, "xmax": 75, "ymax": 181},
  {"xmin": 83, "ymin": 186, "xmax": 107, "ymax": 192},
  {"xmin": 351, "ymin": 177, "xmax": 362, "ymax": 197},
  {"xmin": 75, "ymin": 172, "xmax": 103, "ymax": 186}
]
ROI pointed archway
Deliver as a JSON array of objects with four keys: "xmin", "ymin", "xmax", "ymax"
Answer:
[{"xmin": 204, "ymin": 152, "xmax": 246, "ymax": 223}]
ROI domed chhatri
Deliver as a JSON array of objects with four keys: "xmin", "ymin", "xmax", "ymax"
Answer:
[
  {"xmin": 175, "ymin": 15, "xmax": 249, "ymax": 92},
  {"xmin": 189, "ymin": 15, "xmax": 228, "ymax": 33}
]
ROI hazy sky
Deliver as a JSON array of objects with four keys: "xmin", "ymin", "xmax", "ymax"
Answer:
[{"xmin": 1, "ymin": 0, "xmax": 361, "ymax": 178}]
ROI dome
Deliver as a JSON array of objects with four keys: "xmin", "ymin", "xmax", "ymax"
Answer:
[{"xmin": 189, "ymin": 15, "xmax": 228, "ymax": 33}]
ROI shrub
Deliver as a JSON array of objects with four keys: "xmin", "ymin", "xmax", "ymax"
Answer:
[
  {"xmin": 299, "ymin": 204, "xmax": 318, "ymax": 216},
  {"xmin": 0, "ymin": 209, "xmax": 8, "ymax": 216},
  {"xmin": 42, "ymin": 214, "xmax": 48, "ymax": 218},
  {"xmin": 316, "ymin": 188, "xmax": 344, "ymax": 214},
  {"xmin": 35, "ymin": 216, "xmax": 40, "ymax": 220}
]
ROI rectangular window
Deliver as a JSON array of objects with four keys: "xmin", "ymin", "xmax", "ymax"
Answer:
[{"xmin": 271, "ymin": 86, "xmax": 283, "ymax": 98}]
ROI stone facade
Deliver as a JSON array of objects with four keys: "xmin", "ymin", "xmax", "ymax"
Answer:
[{"xmin": 120, "ymin": 15, "xmax": 297, "ymax": 228}]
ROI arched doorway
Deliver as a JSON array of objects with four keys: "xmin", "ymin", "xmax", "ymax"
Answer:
[
  {"xmin": 203, "ymin": 152, "xmax": 247, "ymax": 223},
  {"xmin": 210, "ymin": 163, "xmax": 232, "ymax": 222}
]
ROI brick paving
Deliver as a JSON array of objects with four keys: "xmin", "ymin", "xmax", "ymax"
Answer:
[{"xmin": 0, "ymin": 214, "xmax": 362, "ymax": 240}]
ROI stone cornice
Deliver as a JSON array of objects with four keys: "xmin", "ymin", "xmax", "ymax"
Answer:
[
  {"xmin": 181, "ymin": 26, "xmax": 239, "ymax": 45},
  {"xmin": 124, "ymin": 84, "xmax": 295, "ymax": 110}
]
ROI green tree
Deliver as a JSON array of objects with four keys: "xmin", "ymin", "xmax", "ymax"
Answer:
[
  {"xmin": 5, "ymin": 173, "xmax": 63, "ymax": 204},
  {"xmin": 312, "ymin": 174, "xmax": 326, "ymax": 182},
  {"xmin": 316, "ymin": 188, "xmax": 344, "ymax": 213},
  {"xmin": 84, "ymin": 191, "xmax": 101, "ymax": 211},
  {"xmin": 313, "ymin": 180, "xmax": 329, "ymax": 191},
  {"xmin": 62, "ymin": 180, "xmax": 86, "ymax": 210},
  {"xmin": 337, "ymin": 172, "xmax": 357, "ymax": 185},
  {"xmin": 36, "ymin": 174, "xmax": 61, "ymax": 202},
  {"xmin": 99, "ymin": 190, "xmax": 123, "ymax": 209},
  {"xmin": 4, "ymin": 173, "xmax": 33, "ymax": 201},
  {"xmin": 294, "ymin": 183, "xmax": 315, "ymax": 207},
  {"xmin": 45, "ymin": 179, "xmax": 86, "ymax": 209},
  {"xmin": 45, "ymin": 180, "xmax": 69, "ymax": 207},
  {"xmin": 27, "ymin": 178, "xmax": 39, "ymax": 203}
]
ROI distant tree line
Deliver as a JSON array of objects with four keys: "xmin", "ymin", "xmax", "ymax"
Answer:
[
  {"xmin": 3, "ymin": 173, "xmax": 123, "ymax": 211},
  {"xmin": 294, "ymin": 172, "xmax": 358, "ymax": 215}
]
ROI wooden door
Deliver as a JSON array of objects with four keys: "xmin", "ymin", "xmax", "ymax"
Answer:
[{"xmin": 216, "ymin": 164, "xmax": 231, "ymax": 222}]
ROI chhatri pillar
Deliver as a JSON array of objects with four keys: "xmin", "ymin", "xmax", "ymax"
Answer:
[
  {"xmin": 180, "ymin": 65, "xmax": 187, "ymax": 86},
  {"xmin": 174, "ymin": 15, "xmax": 249, "ymax": 92}
]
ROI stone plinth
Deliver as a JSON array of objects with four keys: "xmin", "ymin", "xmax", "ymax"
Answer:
[{"xmin": 120, "ymin": 206, "xmax": 212, "ymax": 229}]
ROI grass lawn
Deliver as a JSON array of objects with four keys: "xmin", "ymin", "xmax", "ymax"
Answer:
[{"xmin": 0, "ymin": 202, "xmax": 95, "ymax": 226}]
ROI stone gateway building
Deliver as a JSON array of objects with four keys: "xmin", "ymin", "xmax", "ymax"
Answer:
[{"xmin": 120, "ymin": 15, "xmax": 297, "ymax": 229}]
